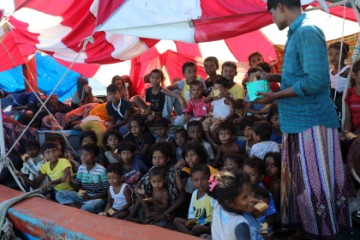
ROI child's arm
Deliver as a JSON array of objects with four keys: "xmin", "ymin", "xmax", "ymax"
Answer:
[
  {"xmin": 166, "ymin": 82, "xmax": 180, "ymax": 91},
  {"xmin": 212, "ymin": 146, "xmax": 223, "ymax": 168},
  {"xmin": 99, "ymin": 189, "xmax": 113, "ymax": 215},
  {"xmin": 42, "ymin": 167, "xmax": 71, "ymax": 191},
  {"xmin": 224, "ymin": 99, "xmax": 235, "ymax": 122},
  {"xmin": 114, "ymin": 108, "xmax": 132, "ymax": 128},
  {"xmin": 17, "ymin": 171, "xmax": 45, "ymax": 189},
  {"xmin": 161, "ymin": 88, "xmax": 186, "ymax": 107}
]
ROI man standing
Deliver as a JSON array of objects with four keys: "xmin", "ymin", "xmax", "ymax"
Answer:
[{"xmin": 258, "ymin": 0, "xmax": 351, "ymax": 239}]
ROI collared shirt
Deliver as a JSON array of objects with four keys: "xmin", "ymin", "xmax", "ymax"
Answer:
[{"xmin": 280, "ymin": 13, "xmax": 339, "ymax": 133}]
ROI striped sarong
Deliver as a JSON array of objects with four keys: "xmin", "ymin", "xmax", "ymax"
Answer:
[{"xmin": 281, "ymin": 126, "xmax": 351, "ymax": 239}]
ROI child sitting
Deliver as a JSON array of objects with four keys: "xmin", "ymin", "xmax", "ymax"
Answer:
[
  {"xmin": 268, "ymin": 105, "xmax": 282, "ymax": 144},
  {"xmin": 99, "ymin": 130, "xmax": 123, "ymax": 166},
  {"xmin": 238, "ymin": 116, "xmax": 257, "ymax": 158},
  {"xmin": 99, "ymin": 163, "xmax": 133, "ymax": 219},
  {"xmin": 264, "ymin": 152, "xmax": 281, "ymax": 211},
  {"xmin": 243, "ymin": 157, "xmax": 277, "ymax": 234},
  {"xmin": 210, "ymin": 169, "xmax": 263, "ymax": 240},
  {"xmin": 140, "ymin": 167, "xmax": 170, "ymax": 226},
  {"xmin": 56, "ymin": 144, "xmax": 108, "ymax": 213},
  {"xmin": 116, "ymin": 141, "xmax": 149, "ymax": 189},
  {"xmin": 174, "ymin": 165, "xmax": 214, "ymax": 236},
  {"xmin": 154, "ymin": 118, "xmax": 176, "ymax": 154},
  {"xmin": 174, "ymin": 128, "xmax": 188, "ymax": 163},
  {"xmin": 212, "ymin": 122, "xmax": 241, "ymax": 168},
  {"xmin": 222, "ymin": 153, "xmax": 244, "ymax": 170},
  {"xmin": 17, "ymin": 142, "xmax": 73, "ymax": 200},
  {"xmin": 106, "ymin": 83, "xmax": 133, "ymax": 135},
  {"xmin": 187, "ymin": 120, "xmax": 215, "ymax": 163},
  {"xmin": 250, "ymin": 121, "xmax": 280, "ymax": 160},
  {"xmin": 20, "ymin": 140, "xmax": 47, "ymax": 191},
  {"xmin": 203, "ymin": 56, "xmax": 221, "ymax": 97},
  {"xmin": 202, "ymin": 76, "xmax": 234, "ymax": 149},
  {"xmin": 183, "ymin": 80, "xmax": 210, "ymax": 124}
]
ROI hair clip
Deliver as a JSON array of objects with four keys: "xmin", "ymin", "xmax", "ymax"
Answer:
[{"xmin": 209, "ymin": 175, "xmax": 219, "ymax": 192}]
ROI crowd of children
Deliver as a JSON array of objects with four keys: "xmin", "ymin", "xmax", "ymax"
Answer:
[{"xmin": 1, "ymin": 42, "xmax": 359, "ymax": 239}]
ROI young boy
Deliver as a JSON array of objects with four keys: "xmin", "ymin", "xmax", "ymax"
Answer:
[
  {"xmin": 55, "ymin": 144, "xmax": 109, "ymax": 213},
  {"xmin": 17, "ymin": 142, "xmax": 73, "ymax": 200},
  {"xmin": 164, "ymin": 62, "xmax": 206, "ymax": 123},
  {"xmin": 212, "ymin": 122, "xmax": 241, "ymax": 168},
  {"xmin": 250, "ymin": 121, "xmax": 280, "ymax": 160},
  {"xmin": 203, "ymin": 56, "xmax": 221, "ymax": 97},
  {"xmin": 117, "ymin": 141, "xmax": 149, "ymax": 189},
  {"xmin": 106, "ymin": 83, "xmax": 133, "ymax": 135},
  {"xmin": 183, "ymin": 80, "xmax": 210, "ymax": 124},
  {"xmin": 221, "ymin": 61, "xmax": 245, "ymax": 117},
  {"xmin": 20, "ymin": 140, "xmax": 47, "ymax": 191},
  {"xmin": 238, "ymin": 116, "xmax": 257, "ymax": 157},
  {"xmin": 187, "ymin": 120, "xmax": 215, "ymax": 163},
  {"xmin": 202, "ymin": 76, "xmax": 234, "ymax": 149}
]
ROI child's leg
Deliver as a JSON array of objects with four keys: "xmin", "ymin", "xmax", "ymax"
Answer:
[
  {"xmin": 81, "ymin": 198, "xmax": 106, "ymax": 213},
  {"xmin": 190, "ymin": 224, "xmax": 211, "ymax": 236},
  {"xmin": 113, "ymin": 210, "xmax": 130, "ymax": 219},
  {"xmin": 173, "ymin": 217, "xmax": 191, "ymax": 234},
  {"xmin": 132, "ymin": 96, "xmax": 148, "ymax": 110}
]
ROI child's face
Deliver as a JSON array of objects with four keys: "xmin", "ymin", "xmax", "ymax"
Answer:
[
  {"xmin": 185, "ymin": 150, "xmax": 201, "ymax": 168},
  {"xmin": 175, "ymin": 132, "xmax": 186, "ymax": 147},
  {"xmin": 243, "ymin": 165, "xmax": 263, "ymax": 185},
  {"xmin": 120, "ymin": 150, "xmax": 134, "ymax": 165},
  {"xmin": 150, "ymin": 175, "xmax": 166, "ymax": 190},
  {"xmin": 328, "ymin": 48, "xmax": 341, "ymax": 67},
  {"xmin": 265, "ymin": 156, "xmax": 279, "ymax": 179},
  {"xmin": 204, "ymin": 61, "xmax": 217, "ymax": 76},
  {"xmin": 270, "ymin": 114, "xmax": 280, "ymax": 129},
  {"xmin": 187, "ymin": 125, "xmax": 202, "ymax": 142},
  {"xmin": 81, "ymin": 150, "xmax": 96, "ymax": 165},
  {"xmin": 26, "ymin": 146, "xmax": 40, "ymax": 158},
  {"xmin": 107, "ymin": 90, "xmax": 121, "ymax": 103},
  {"xmin": 152, "ymin": 150, "xmax": 169, "ymax": 167},
  {"xmin": 113, "ymin": 79, "xmax": 124, "ymax": 91},
  {"xmin": 81, "ymin": 136, "xmax": 96, "ymax": 146},
  {"xmin": 130, "ymin": 121, "xmax": 142, "ymax": 137},
  {"xmin": 43, "ymin": 148, "xmax": 59, "ymax": 163},
  {"xmin": 150, "ymin": 72, "xmax": 163, "ymax": 87},
  {"xmin": 352, "ymin": 70, "xmax": 360, "ymax": 85},
  {"xmin": 107, "ymin": 135, "xmax": 119, "ymax": 150},
  {"xmin": 191, "ymin": 171, "xmax": 209, "ymax": 192},
  {"xmin": 243, "ymin": 126, "xmax": 254, "ymax": 140},
  {"xmin": 227, "ymin": 183, "xmax": 255, "ymax": 213},
  {"xmin": 190, "ymin": 84, "xmax": 203, "ymax": 99},
  {"xmin": 183, "ymin": 66, "xmax": 197, "ymax": 82},
  {"xmin": 213, "ymin": 83, "xmax": 228, "ymax": 97},
  {"xmin": 223, "ymin": 158, "xmax": 240, "ymax": 169},
  {"xmin": 107, "ymin": 172, "xmax": 122, "ymax": 187},
  {"xmin": 249, "ymin": 55, "xmax": 263, "ymax": 67},
  {"xmin": 155, "ymin": 126, "xmax": 167, "ymax": 137},
  {"xmin": 221, "ymin": 66, "xmax": 237, "ymax": 81},
  {"xmin": 218, "ymin": 129, "xmax": 232, "ymax": 144},
  {"xmin": 252, "ymin": 132, "xmax": 261, "ymax": 143}
]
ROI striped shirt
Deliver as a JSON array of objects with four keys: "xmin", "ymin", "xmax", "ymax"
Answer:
[{"xmin": 74, "ymin": 163, "xmax": 109, "ymax": 194}]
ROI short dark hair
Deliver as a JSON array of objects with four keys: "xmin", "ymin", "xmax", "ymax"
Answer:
[
  {"xmin": 247, "ymin": 67, "xmax": 261, "ymax": 76},
  {"xmin": 150, "ymin": 69, "xmax": 165, "ymax": 80},
  {"xmin": 81, "ymin": 144, "xmax": 100, "ymax": 157},
  {"xmin": 107, "ymin": 83, "xmax": 120, "ymax": 93},
  {"xmin": 102, "ymin": 130, "xmax": 123, "ymax": 150},
  {"xmin": 267, "ymin": 0, "xmax": 301, "ymax": 11},
  {"xmin": 214, "ymin": 76, "xmax": 230, "ymax": 88},
  {"xmin": 154, "ymin": 118, "xmax": 169, "ymax": 128},
  {"xmin": 244, "ymin": 157, "xmax": 266, "ymax": 176},
  {"xmin": 149, "ymin": 167, "xmax": 167, "ymax": 179},
  {"xmin": 256, "ymin": 62, "xmax": 271, "ymax": 73},
  {"xmin": 328, "ymin": 42, "xmax": 350, "ymax": 59},
  {"xmin": 106, "ymin": 163, "xmax": 123, "ymax": 176},
  {"xmin": 41, "ymin": 141, "xmax": 59, "ymax": 153},
  {"xmin": 189, "ymin": 80, "xmax": 203, "ymax": 89},
  {"xmin": 187, "ymin": 120, "xmax": 203, "ymax": 130},
  {"xmin": 80, "ymin": 130, "xmax": 98, "ymax": 145},
  {"xmin": 218, "ymin": 122, "xmax": 235, "ymax": 135},
  {"xmin": 174, "ymin": 128, "xmax": 188, "ymax": 139},
  {"xmin": 238, "ymin": 116, "xmax": 257, "ymax": 131},
  {"xmin": 253, "ymin": 121, "xmax": 272, "ymax": 141},
  {"xmin": 204, "ymin": 56, "xmax": 219, "ymax": 69},
  {"xmin": 252, "ymin": 185, "xmax": 270, "ymax": 201},
  {"xmin": 190, "ymin": 164, "xmax": 210, "ymax": 178},
  {"xmin": 116, "ymin": 141, "xmax": 137, "ymax": 154},
  {"xmin": 221, "ymin": 61, "xmax": 237, "ymax": 71},
  {"xmin": 224, "ymin": 153, "xmax": 244, "ymax": 168},
  {"xmin": 264, "ymin": 152, "xmax": 281, "ymax": 170},
  {"xmin": 26, "ymin": 140, "xmax": 41, "ymax": 150},
  {"xmin": 182, "ymin": 62, "xmax": 197, "ymax": 74},
  {"xmin": 248, "ymin": 52, "xmax": 263, "ymax": 63},
  {"xmin": 183, "ymin": 142, "xmax": 208, "ymax": 165},
  {"xmin": 150, "ymin": 143, "xmax": 173, "ymax": 162}
]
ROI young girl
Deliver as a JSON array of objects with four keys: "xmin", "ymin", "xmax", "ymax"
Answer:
[
  {"xmin": 99, "ymin": 163, "xmax": 133, "ymax": 219},
  {"xmin": 174, "ymin": 128, "xmax": 188, "ymax": 163},
  {"xmin": 264, "ymin": 152, "xmax": 281, "ymax": 211},
  {"xmin": 154, "ymin": 118, "xmax": 176, "ymax": 154},
  {"xmin": 177, "ymin": 143, "xmax": 217, "ymax": 194},
  {"xmin": 99, "ymin": 130, "xmax": 123, "ymax": 166},
  {"xmin": 212, "ymin": 122, "xmax": 241, "ymax": 168},
  {"xmin": 140, "ymin": 167, "xmax": 170, "ymax": 226},
  {"xmin": 124, "ymin": 115, "xmax": 155, "ymax": 167},
  {"xmin": 174, "ymin": 165, "xmax": 214, "ymax": 236},
  {"xmin": 344, "ymin": 59, "xmax": 360, "ymax": 139},
  {"xmin": 210, "ymin": 169, "xmax": 262, "ymax": 240}
]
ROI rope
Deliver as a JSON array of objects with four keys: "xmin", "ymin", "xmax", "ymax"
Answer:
[{"xmin": 0, "ymin": 189, "xmax": 45, "ymax": 239}]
